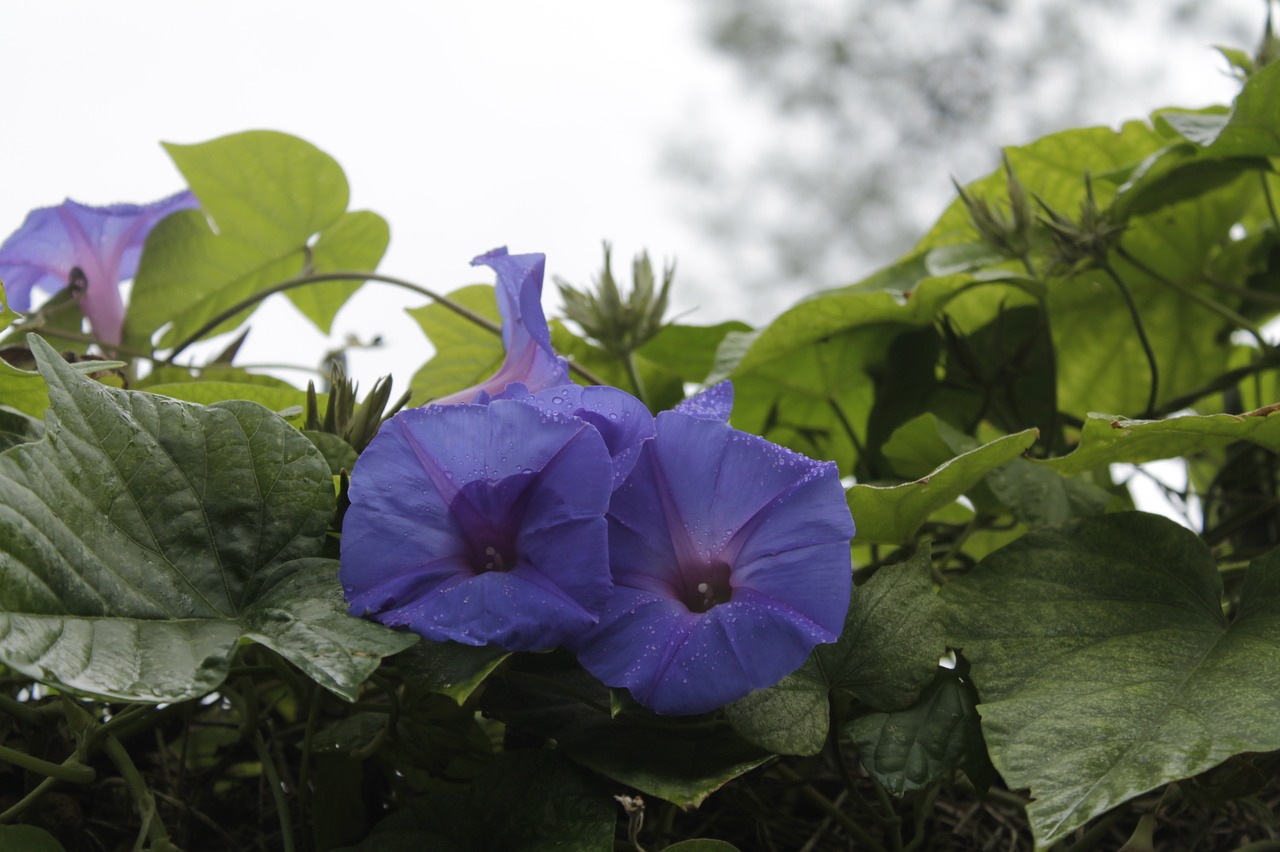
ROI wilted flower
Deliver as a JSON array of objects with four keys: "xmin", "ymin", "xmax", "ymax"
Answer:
[
  {"xmin": 572, "ymin": 382, "xmax": 855, "ymax": 715},
  {"xmin": 429, "ymin": 248, "xmax": 569, "ymax": 405},
  {"xmin": 340, "ymin": 398, "xmax": 615, "ymax": 651},
  {"xmin": 0, "ymin": 191, "xmax": 198, "ymax": 346}
]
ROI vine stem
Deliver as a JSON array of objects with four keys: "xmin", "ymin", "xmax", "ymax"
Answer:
[
  {"xmin": 773, "ymin": 763, "xmax": 889, "ymax": 852},
  {"xmin": 1098, "ymin": 262, "xmax": 1160, "ymax": 417},
  {"xmin": 1115, "ymin": 246, "xmax": 1271, "ymax": 351},
  {"xmin": 0, "ymin": 742, "xmax": 95, "ymax": 784},
  {"xmin": 161, "ymin": 270, "xmax": 607, "ymax": 386}
]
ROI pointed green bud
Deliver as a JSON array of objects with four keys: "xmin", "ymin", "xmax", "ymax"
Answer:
[
  {"xmin": 1036, "ymin": 173, "xmax": 1126, "ymax": 275},
  {"xmin": 305, "ymin": 361, "xmax": 409, "ymax": 453},
  {"xmin": 953, "ymin": 155, "xmax": 1036, "ymax": 261},
  {"xmin": 555, "ymin": 242, "xmax": 675, "ymax": 359}
]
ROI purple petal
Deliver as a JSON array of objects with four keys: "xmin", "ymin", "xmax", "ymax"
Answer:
[
  {"xmin": 428, "ymin": 248, "xmax": 569, "ymax": 405},
  {"xmin": 341, "ymin": 399, "xmax": 614, "ymax": 651},
  {"xmin": 574, "ymin": 586, "xmax": 831, "ymax": 715},
  {"xmin": 644, "ymin": 411, "xmax": 834, "ymax": 564},
  {"xmin": 0, "ymin": 191, "xmax": 198, "ymax": 344},
  {"xmin": 674, "ymin": 380, "xmax": 734, "ymax": 422},
  {"xmin": 503, "ymin": 383, "xmax": 656, "ymax": 487},
  {"xmin": 573, "ymin": 408, "xmax": 856, "ymax": 714}
]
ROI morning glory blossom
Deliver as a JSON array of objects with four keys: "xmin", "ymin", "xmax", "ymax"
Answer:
[
  {"xmin": 496, "ymin": 382, "xmax": 656, "ymax": 488},
  {"xmin": 340, "ymin": 398, "xmax": 614, "ymax": 651},
  {"xmin": 572, "ymin": 382, "xmax": 855, "ymax": 715},
  {"xmin": 0, "ymin": 191, "xmax": 198, "ymax": 346},
  {"xmin": 429, "ymin": 248, "xmax": 570, "ymax": 405}
]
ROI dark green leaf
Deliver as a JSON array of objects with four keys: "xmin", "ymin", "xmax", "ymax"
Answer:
[
  {"xmin": 559, "ymin": 717, "xmax": 771, "ymax": 809},
  {"xmin": 943, "ymin": 512, "xmax": 1280, "ymax": 846},
  {"xmin": 811, "ymin": 544, "xmax": 945, "ymax": 709},
  {"xmin": 0, "ymin": 336, "xmax": 412, "ymax": 702},
  {"xmin": 984, "ymin": 458, "xmax": 1113, "ymax": 527},
  {"xmin": 0, "ymin": 404, "xmax": 43, "ymax": 451},
  {"xmin": 339, "ymin": 750, "xmax": 613, "ymax": 851},
  {"xmin": 723, "ymin": 672, "xmax": 829, "ymax": 756},
  {"xmin": 304, "ymin": 430, "xmax": 359, "ymax": 476},
  {"xmin": 0, "ymin": 824, "xmax": 66, "ymax": 852},
  {"xmin": 396, "ymin": 640, "xmax": 510, "ymax": 705},
  {"xmin": 728, "ymin": 545, "xmax": 945, "ymax": 755},
  {"xmin": 845, "ymin": 663, "xmax": 995, "ymax": 796}
]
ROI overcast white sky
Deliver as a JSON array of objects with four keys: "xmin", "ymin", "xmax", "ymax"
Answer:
[{"xmin": 0, "ymin": 1, "xmax": 1262, "ymax": 394}]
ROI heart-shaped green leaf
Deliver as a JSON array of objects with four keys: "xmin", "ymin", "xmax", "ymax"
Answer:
[
  {"xmin": 0, "ymin": 335, "xmax": 413, "ymax": 702},
  {"xmin": 944, "ymin": 512, "xmax": 1280, "ymax": 846},
  {"xmin": 126, "ymin": 131, "xmax": 387, "ymax": 349}
]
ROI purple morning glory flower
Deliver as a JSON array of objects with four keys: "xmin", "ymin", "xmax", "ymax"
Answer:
[
  {"xmin": 430, "ymin": 248, "xmax": 570, "ymax": 405},
  {"xmin": 340, "ymin": 398, "xmax": 615, "ymax": 651},
  {"xmin": 496, "ymin": 382, "xmax": 656, "ymax": 488},
  {"xmin": 572, "ymin": 383, "xmax": 855, "ymax": 715},
  {"xmin": 0, "ymin": 191, "xmax": 199, "ymax": 346}
]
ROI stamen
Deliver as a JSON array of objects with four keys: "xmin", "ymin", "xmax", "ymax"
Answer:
[{"xmin": 484, "ymin": 546, "xmax": 505, "ymax": 572}]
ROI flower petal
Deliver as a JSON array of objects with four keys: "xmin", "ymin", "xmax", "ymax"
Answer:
[
  {"xmin": 575, "ymin": 586, "xmax": 832, "ymax": 715},
  {"xmin": 503, "ymin": 383, "xmax": 655, "ymax": 487},
  {"xmin": 647, "ymin": 411, "xmax": 833, "ymax": 563},
  {"xmin": 574, "ymin": 396, "xmax": 856, "ymax": 715},
  {"xmin": 674, "ymin": 380, "xmax": 734, "ymax": 422},
  {"xmin": 340, "ymin": 399, "xmax": 614, "ymax": 651},
  {"xmin": 428, "ymin": 248, "xmax": 569, "ymax": 404},
  {"xmin": 0, "ymin": 191, "xmax": 198, "ymax": 344}
]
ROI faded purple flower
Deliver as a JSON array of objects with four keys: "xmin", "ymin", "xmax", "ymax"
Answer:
[
  {"xmin": 430, "ymin": 248, "xmax": 570, "ymax": 405},
  {"xmin": 340, "ymin": 398, "xmax": 615, "ymax": 651},
  {"xmin": 572, "ymin": 382, "xmax": 855, "ymax": 715},
  {"xmin": 0, "ymin": 191, "xmax": 198, "ymax": 346}
]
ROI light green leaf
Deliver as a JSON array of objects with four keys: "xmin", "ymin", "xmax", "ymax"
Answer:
[
  {"xmin": 294, "ymin": 209, "xmax": 391, "ymax": 333},
  {"xmin": 127, "ymin": 131, "xmax": 378, "ymax": 349},
  {"xmin": 0, "ymin": 358, "xmax": 49, "ymax": 417},
  {"xmin": 240, "ymin": 558, "xmax": 416, "ymax": 700},
  {"xmin": 553, "ymin": 320, "xmax": 752, "ymax": 412},
  {"xmin": 0, "ymin": 335, "xmax": 412, "ymax": 702},
  {"xmin": 1156, "ymin": 61, "xmax": 1280, "ymax": 156},
  {"xmin": 143, "ymin": 380, "xmax": 315, "ymax": 422},
  {"xmin": 711, "ymin": 274, "xmax": 970, "ymax": 475},
  {"xmin": 848, "ymin": 428, "xmax": 1037, "ymax": 544},
  {"xmin": 1044, "ymin": 410, "xmax": 1280, "ymax": 475},
  {"xmin": 0, "ymin": 282, "xmax": 20, "ymax": 332},
  {"xmin": 407, "ymin": 284, "xmax": 503, "ymax": 402},
  {"xmin": 943, "ymin": 512, "xmax": 1280, "ymax": 847}
]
